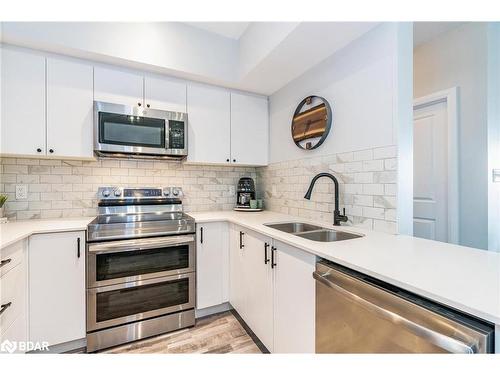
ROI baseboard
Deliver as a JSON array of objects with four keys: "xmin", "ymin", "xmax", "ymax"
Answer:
[
  {"xmin": 230, "ymin": 309, "xmax": 270, "ymax": 354},
  {"xmin": 195, "ymin": 302, "xmax": 231, "ymax": 318}
]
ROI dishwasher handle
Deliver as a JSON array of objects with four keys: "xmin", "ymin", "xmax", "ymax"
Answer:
[{"xmin": 313, "ymin": 271, "xmax": 478, "ymax": 354}]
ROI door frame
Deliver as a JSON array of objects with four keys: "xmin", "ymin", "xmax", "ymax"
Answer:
[{"xmin": 413, "ymin": 87, "xmax": 459, "ymax": 244}]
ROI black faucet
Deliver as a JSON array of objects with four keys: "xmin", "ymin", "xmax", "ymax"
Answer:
[{"xmin": 304, "ymin": 173, "xmax": 348, "ymax": 226}]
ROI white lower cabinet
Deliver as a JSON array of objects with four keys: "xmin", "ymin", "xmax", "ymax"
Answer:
[
  {"xmin": 29, "ymin": 231, "xmax": 86, "ymax": 347},
  {"xmin": 273, "ymin": 240, "xmax": 316, "ymax": 353},
  {"xmin": 229, "ymin": 225, "xmax": 315, "ymax": 353},
  {"xmin": 196, "ymin": 222, "xmax": 229, "ymax": 309}
]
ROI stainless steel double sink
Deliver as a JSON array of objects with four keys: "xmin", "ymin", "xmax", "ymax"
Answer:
[{"xmin": 264, "ymin": 222, "xmax": 363, "ymax": 242}]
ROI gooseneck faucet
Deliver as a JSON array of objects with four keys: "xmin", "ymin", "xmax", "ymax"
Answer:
[{"xmin": 304, "ymin": 172, "xmax": 348, "ymax": 226}]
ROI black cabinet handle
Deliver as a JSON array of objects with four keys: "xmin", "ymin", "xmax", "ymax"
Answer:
[
  {"xmin": 36, "ymin": 148, "xmax": 42, "ymax": 153},
  {"xmin": 226, "ymin": 159, "xmax": 230, "ymax": 162},
  {"xmin": 264, "ymin": 243, "xmax": 270, "ymax": 264},
  {"xmin": 146, "ymin": 104, "xmax": 150, "ymax": 108},
  {"xmin": 0, "ymin": 302, "xmax": 12, "ymax": 316},
  {"xmin": 233, "ymin": 159, "xmax": 236, "ymax": 163},
  {"xmin": 271, "ymin": 246, "xmax": 277, "ymax": 269},
  {"xmin": 77, "ymin": 237, "xmax": 81, "ymax": 258},
  {"xmin": 138, "ymin": 102, "xmax": 142, "ymax": 106},
  {"xmin": 200, "ymin": 227, "xmax": 204, "ymax": 244},
  {"xmin": 239, "ymin": 231, "xmax": 244, "ymax": 249},
  {"xmin": 49, "ymin": 149, "xmax": 54, "ymax": 153},
  {"xmin": 0, "ymin": 258, "xmax": 12, "ymax": 269}
]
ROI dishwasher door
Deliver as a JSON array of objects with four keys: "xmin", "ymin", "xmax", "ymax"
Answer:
[{"xmin": 314, "ymin": 261, "xmax": 494, "ymax": 353}]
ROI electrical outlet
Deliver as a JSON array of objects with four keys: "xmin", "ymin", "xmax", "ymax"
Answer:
[
  {"xmin": 15, "ymin": 184, "xmax": 28, "ymax": 200},
  {"xmin": 229, "ymin": 186, "xmax": 235, "ymax": 196}
]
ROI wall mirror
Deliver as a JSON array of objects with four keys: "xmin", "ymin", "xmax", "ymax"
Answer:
[{"xmin": 291, "ymin": 96, "xmax": 332, "ymax": 150}]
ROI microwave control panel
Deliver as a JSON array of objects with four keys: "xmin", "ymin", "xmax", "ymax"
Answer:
[{"xmin": 168, "ymin": 120, "xmax": 185, "ymax": 150}]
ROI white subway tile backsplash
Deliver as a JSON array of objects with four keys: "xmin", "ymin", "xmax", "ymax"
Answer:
[{"xmin": 258, "ymin": 145, "xmax": 397, "ymax": 233}]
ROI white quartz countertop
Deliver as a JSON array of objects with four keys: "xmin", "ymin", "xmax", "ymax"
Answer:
[
  {"xmin": 190, "ymin": 210, "xmax": 500, "ymax": 324},
  {"xmin": 0, "ymin": 217, "xmax": 94, "ymax": 249},
  {"xmin": 1, "ymin": 211, "xmax": 499, "ymax": 324}
]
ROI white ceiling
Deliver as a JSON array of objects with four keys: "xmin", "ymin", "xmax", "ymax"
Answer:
[
  {"xmin": 413, "ymin": 22, "xmax": 466, "ymax": 47},
  {"xmin": 184, "ymin": 22, "xmax": 250, "ymax": 39}
]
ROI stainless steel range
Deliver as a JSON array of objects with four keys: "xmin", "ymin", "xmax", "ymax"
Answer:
[{"xmin": 86, "ymin": 186, "xmax": 196, "ymax": 352}]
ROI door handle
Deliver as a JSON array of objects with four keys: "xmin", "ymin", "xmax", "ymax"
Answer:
[
  {"xmin": 239, "ymin": 231, "xmax": 244, "ymax": 249},
  {"xmin": 0, "ymin": 302, "xmax": 12, "ymax": 316},
  {"xmin": 0, "ymin": 258, "xmax": 12, "ymax": 269},
  {"xmin": 264, "ymin": 243, "xmax": 270, "ymax": 264},
  {"xmin": 200, "ymin": 227, "xmax": 204, "ymax": 244},
  {"xmin": 77, "ymin": 237, "xmax": 81, "ymax": 258},
  {"xmin": 271, "ymin": 246, "xmax": 277, "ymax": 268}
]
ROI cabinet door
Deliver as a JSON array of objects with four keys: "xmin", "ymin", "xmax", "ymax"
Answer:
[
  {"xmin": 273, "ymin": 240, "xmax": 316, "ymax": 353},
  {"xmin": 29, "ymin": 231, "xmax": 86, "ymax": 347},
  {"xmin": 230, "ymin": 92, "xmax": 269, "ymax": 166},
  {"xmin": 229, "ymin": 225, "xmax": 245, "ymax": 316},
  {"xmin": 1, "ymin": 47, "xmax": 46, "ymax": 156},
  {"xmin": 196, "ymin": 222, "xmax": 229, "ymax": 309},
  {"xmin": 47, "ymin": 58, "xmax": 94, "ymax": 158},
  {"xmin": 186, "ymin": 84, "xmax": 231, "ymax": 164},
  {"xmin": 144, "ymin": 75, "xmax": 187, "ymax": 113},
  {"xmin": 243, "ymin": 229, "xmax": 274, "ymax": 352},
  {"xmin": 94, "ymin": 66, "xmax": 144, "ymax": 106}
]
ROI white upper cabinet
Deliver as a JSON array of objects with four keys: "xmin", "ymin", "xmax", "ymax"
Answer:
[
  {"xmin": 230, "ymin": 92, "xmax": 269, "ymax": 166},
  {"xmin": 187, "ymin": 83, "xmax": 231, "ymax": 164},
  {"xmin": 47, "ymin": 58, "xmax": 94, "ymax": 158},
  {"xmin": 94, "ymin": 66, "xmax": 144, "ymax": 106},
  {"xmin": 1, "ymin": 47, "xmax": 46, "ymax": 156},
  {"xmin": 144, "ymin": 75, "xmax": 187, "ymax": 113}
]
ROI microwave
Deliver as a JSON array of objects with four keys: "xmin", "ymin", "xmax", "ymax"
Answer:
[{"xmin": 94, "ymin": 101, "xmax": 188, "ymax": 159}]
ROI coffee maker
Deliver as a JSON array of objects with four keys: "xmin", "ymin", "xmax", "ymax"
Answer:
[{"xmin": 236, "ymin": 177, "xmax": 255, "ymax": 208}]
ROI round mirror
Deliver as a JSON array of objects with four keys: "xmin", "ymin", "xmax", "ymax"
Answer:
[{"xmin": 291, "ymin": 96, "xmax": 332, "ymax": 150}]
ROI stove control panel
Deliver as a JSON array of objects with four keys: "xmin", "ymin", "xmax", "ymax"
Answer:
[{"xmin": 97, "ymin": 187, "xmax": 183, "ymax": 200}]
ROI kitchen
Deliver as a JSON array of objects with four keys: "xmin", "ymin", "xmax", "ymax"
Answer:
[{"xmin": 1, "ymin": 6, "xmax": 500, "ymax": 372}]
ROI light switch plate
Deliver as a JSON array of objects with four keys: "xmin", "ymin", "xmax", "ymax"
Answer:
[
  {"xmin": 493, "ymin": 169, "xmax": 500, "ymax": 183},
  {"xmin": 15, "ymin": 184, "xmax": 28, "ymax": 200}
]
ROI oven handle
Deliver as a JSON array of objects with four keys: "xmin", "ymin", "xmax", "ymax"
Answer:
[{"xmin": 88, "ymin": 235, "xmax": 195, "ymax": 254}]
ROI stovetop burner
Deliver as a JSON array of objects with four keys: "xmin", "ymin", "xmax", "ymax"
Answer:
[{"xmin": 87, "ymin": 186, "xmax": 195, "ymax": 242}]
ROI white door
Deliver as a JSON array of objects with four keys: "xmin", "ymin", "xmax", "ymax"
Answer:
[
  {"xmin": 196, "ymin": 222, "xmax": 228, "ymax": 309},
  {"xmin": 243, "ymin": 230, "xmax": 274, "ymax": 352},
  {"xmin": 144, "ymin": 75, "xmax": 187, "ymax": 113},
  {"xmin": 186, "ymin": 83, "xmax": 231, "ymax": 164},
  {"xmin": 47, "ymin": 58, "xmax": 94, "ymax": 158},
  {"xmin": 1, "ymin": 47, "xmax": 46, "ymax": 156},
  {"xmin": 413, "ymin": 100, "xmax": 448, "ymax": 241},
  {"xmin": 273, "ymin": 240, "xmax": 316, "ymax": 353},
  {"xmin": 230, "ymin": 92, "xmax": 269, "ymax": 166},
  {"xmin": 94, "ymin": 66, "xmax": 144, "ymax": 106},
  {"xmin": 29, "ymin": 231, "xmax": 86, "ymax": 346}
]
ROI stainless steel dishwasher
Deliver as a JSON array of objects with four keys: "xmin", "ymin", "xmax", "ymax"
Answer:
[{"xmin": 313, "ymin": 260, "xmax": 494, "ymax": 353}]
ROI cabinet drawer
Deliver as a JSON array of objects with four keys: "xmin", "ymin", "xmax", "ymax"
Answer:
[
  {"xmin": 0, "ymin": 240, "xmax": 25, "ymax": 278},
  {"xmin": 1, "ymin": 262, "xmax": 26, "ymax": 334}
]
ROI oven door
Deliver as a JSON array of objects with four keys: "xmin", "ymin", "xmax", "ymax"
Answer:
[
  {"xmin": 87, "ymin": 273, "xmax": 195, "ymax": 332},
  {"xmin": 87, "ymin": 235, "xmax": 195, "ymax": 288}
]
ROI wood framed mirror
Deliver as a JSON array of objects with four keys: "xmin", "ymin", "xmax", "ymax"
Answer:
[{"xmin": 291, "ymin": 96, "xmax": 332, "ymax": 150}]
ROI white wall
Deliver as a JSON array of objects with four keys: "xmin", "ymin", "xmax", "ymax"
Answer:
[
  {"xmin": 269, "ymin": 23, "xmax": 401, "ymax": 163},
  {"xmin": 267, "ymin": 23, "xmax": 413, "ymax": 234},
  {"xmin": 488, "ymin": 23, "xmax": 500, "ymax": 251},
  {"xmin": 0, "ymin": 22, "xmax": 239, "ymax": 85},
  {"xmin": 414, "ymin": 23, "xmax": 489, "ymax": 250}
]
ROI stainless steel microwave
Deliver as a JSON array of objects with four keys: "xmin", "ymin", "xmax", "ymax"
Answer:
[{"xmin": 94, "ymin": 101, "xmax": 188, "ymax": 159}]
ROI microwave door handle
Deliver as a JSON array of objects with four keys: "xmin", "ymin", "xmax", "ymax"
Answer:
[
  {"xmin": 313, "ymin": 272, "xmax": 477, "ymax": 354},
  {"xmin": 88, "ymin": 235, "xmax": 195, "ymax": 254}
]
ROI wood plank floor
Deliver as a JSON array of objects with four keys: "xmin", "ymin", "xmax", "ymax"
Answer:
[{"xmin": 102, "ymin": 311, "xmax": 263, "ymax": 354}]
